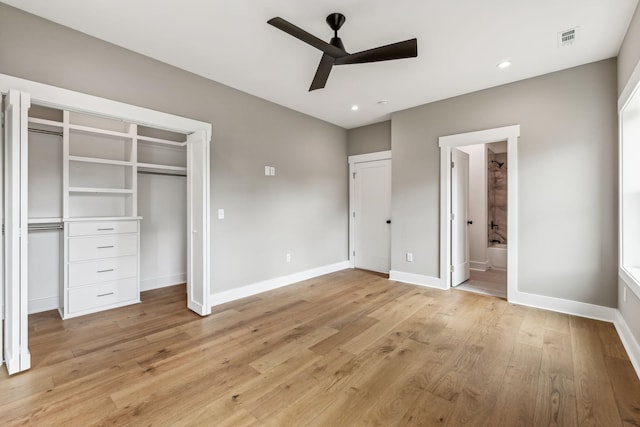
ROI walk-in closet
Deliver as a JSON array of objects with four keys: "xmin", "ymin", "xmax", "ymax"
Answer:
[{"xmin": 1, "ymin": 75, "xmax": 212, "ymax": 374}]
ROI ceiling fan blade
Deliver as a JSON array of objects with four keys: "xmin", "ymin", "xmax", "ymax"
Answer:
[
  {"xmin": 268, "ymin": 17, "xmax": 346, "ymax": 58},
  {"xmin": 335, "ymin": 38, "xmax": 417, "ymax": 65},
  {"xmin": 309, "ymin": 54, "xmax": 335, "ymax": 91}
]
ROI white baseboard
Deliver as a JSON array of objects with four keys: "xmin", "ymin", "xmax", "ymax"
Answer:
[
  {"xmin": 389, "ymin": 270, "xmax": 445, "ymax": 290},
  {"xmin": 210, "ymin": 261, "xmax": 350, "ymax": 308},
  {"xmin": 28, "ymin": 296, "xmax": 58, "ymax": 314},
  {"xmin": 141, "ymin": 273, "xmax": 186, "ymax": 292},
  {"xmin": 470, "ymin": 261, "xmax": 488, "ymax": 271},
  {"xmin": 614, "ymin": 310, "xmax": 640, "ymax": 379},
  {"xmin": 509, "ymin": 290, "xmax": 616, "ymax": 322}
]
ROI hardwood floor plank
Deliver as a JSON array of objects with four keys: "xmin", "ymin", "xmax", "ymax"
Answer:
[
  {"xmin": 604, "ymin": 355, "xmax": 640, "ymax": 426},
  {"xmin": 0, "ymin": 270, "xmax": 638, "ymax": 426},
  {"xmin": 571, "ymin": 317, "xmax": 624, "ymax": 427},
  {"xmin": 533, "ymin": 329, "xmax": 578, "ymax": 427}
]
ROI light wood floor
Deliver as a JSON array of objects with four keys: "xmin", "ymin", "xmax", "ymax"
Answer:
[
  {"xmin": 1, "ymin": 269, "xmax": 639, "ymax": 426},
  {"xmin": 457, "ymin": 268, "xmax": 508, "ymax": 298}
]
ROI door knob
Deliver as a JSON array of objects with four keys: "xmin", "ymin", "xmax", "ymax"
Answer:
[
  {"xmin": 386, "ymin": 220, "xmax": 391, "ymax": 224},
  {"xmin": 467, "ymin": 220, "xmax": 473, "ymax": 225}
]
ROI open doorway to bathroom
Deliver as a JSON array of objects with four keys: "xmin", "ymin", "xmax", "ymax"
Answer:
[
  {"xmin": 438, "ymin": 125, "xmax": 519, "ymax": 302},
  {"xmin": 455, "ymin": 142, "xmax": 508, "ymax": 298}
]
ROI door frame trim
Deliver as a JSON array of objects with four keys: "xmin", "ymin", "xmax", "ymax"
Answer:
[
  {"xmin": 438, "ymin": 125, "xmax": 519, "ymax": 301},
  {"xmin": 348, "ymin": 150, "xmax": 392, "ymax": 269}
]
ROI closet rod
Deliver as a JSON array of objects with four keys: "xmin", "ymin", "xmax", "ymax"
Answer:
[
  {"xmin": 28, "ymin": 224, "xmax": 63, "ymax": 231},
  {"xmin": 137, "ymin": 170, "xmax": 187, "ymax": 178},
  {"xmin": 28, "ymin": 128, "xmax": 64, "ymax": 137}
]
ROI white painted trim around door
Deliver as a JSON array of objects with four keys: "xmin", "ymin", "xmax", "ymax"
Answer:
[
  {"xmin": 348, "ymin": 150, "xmax": 392, "ymax": 269},
  {"xmin": 438, "ymin": 125, "xmax": 520, "ymax": 302}
]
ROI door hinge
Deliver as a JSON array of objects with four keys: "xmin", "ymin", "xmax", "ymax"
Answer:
[
  {"xmin": 352, "ymin": 212, "xmax": 356, "ymax": 218},
  {"xmin": 451, "ymin": 161, "xmax": 455, "ymax": 169},
  {"xmin": 450, "ymin": 265, "xmax": 455, "ymax": 273},
  {"xmin": 352, "ymin": 172, "xmax": 356, "ymax": 179},
  {"xmin": 353, "ymin": 250, "xmax": 355, "ymax": 257},
  {"xmin": 451, "ymin": 212, "xmax": 455, "ymax": 221}
]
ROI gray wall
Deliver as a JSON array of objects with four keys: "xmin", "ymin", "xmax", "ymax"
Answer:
[
  {"xmin": 347, "ymin": 121, "xmax": 391, "ymax": 156},
  {"xmin": 0, "ymin": 4, "xmax": 348, "ymax": 294},
  {"xmin": 619, "ymin": 3, "xmax": 640, "ymax": 95},
  {"xmin": 391, "ymin": 59, "xmax": 618, "ymax": 307},
  {"xmin": 617, "ymin": 4, "xmax": 640, "ymax": 348}
]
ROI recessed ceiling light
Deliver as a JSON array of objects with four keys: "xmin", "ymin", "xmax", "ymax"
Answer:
[
  {"xmin": 351, "ymin": 105, "xmax": 359, "ymax": 111},
  {"xmin": 497, "ymin": 61, "xmax": 511, "ymax": 69}
]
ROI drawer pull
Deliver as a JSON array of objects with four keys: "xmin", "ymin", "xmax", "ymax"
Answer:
[
  {"xmin": 97, "ymin": 227, "xmax": 115, "ymax": 231},
  {"xmin": 97, "ymin": 269, "xmax": 114, "ymax": 273},
  {"xmin": 97, "ymin": 292, "xmax": 115, "ymax": 297},
  {"xmin": 97, "ymin": 245, "xmax": 115, "ymax": 249}
]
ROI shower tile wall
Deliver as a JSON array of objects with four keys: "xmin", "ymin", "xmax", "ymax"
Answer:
[{"xmin": 488, "ymin": 152, "xmax": 507, "ymax": 244}]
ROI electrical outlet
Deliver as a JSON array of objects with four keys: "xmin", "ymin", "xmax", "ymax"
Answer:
[
  {"xmin": 406, "ymin": 253, "xmax": 413, "ymax": 262},
  {"xmin": 286, "ymin": 253, "xmax": 291, "ymax": 263}
]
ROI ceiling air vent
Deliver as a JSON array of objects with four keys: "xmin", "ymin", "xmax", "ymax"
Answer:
[{"xmin": 558, "ymin": 28, "xmax": 578, "ymax": 47}]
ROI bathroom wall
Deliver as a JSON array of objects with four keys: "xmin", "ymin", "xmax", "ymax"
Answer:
[{"xmin": 488, "ymin": 145, "xmax": 507, "ymax": 244}]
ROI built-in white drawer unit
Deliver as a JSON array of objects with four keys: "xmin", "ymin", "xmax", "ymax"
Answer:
[
  {"xmin": 68, "ymin": 255, "xmax": 137, "ymax": 288},
  {"xmin": 63, "ymin": 218, "xmax": 140, "ymax": 319},
  {"xmin": 68, "ymin": 220, "xmax": 138, "ymax": 237},
  {"xmin": 68, "ymin": 234, "xmax": 137, "ymax": 261},
  {"xmin": 68, "ymin": 278, "xmax": 138, "ymax": 314}
]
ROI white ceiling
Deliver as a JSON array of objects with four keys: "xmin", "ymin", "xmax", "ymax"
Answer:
[{"xmin": 4, "ymin": 0, "xmax": 638, "ymax": 129}]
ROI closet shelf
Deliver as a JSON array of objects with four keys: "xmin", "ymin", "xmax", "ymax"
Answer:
[
  {"xmin": 137, "ymin": 163, "xmax": 187, "ymax": 173},
  {"xmin": 69, "ymin": 155, "xmax": 133, "ymax": 167},
  {"xmin": 63, "ymin": 216, "xmax": 142, "ymax": 222},
  {"xmin": 138, "ymin": 135, "xmax": 186, "ymax": 147},
  {"xmin": 28, "ymin": 217, "xmax": 63, "ymax": 224},
  {"xmin": 28, "ymin": 117, "xmax": 64, "ymax": 128},
  {"xmin": 68, "ymin": 187, "xmax": 134, "ymax": 194},
  {"xmin": 69, "ymin": 123, "xmax": 133, "ymax": 140}
]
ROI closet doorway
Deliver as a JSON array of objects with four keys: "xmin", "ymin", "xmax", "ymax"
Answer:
[{"xmin": 1, "ymin": 75, "xmax": 212, "ymax": 375}]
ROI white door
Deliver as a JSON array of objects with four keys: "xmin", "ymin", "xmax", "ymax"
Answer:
[
  {"xmin": 451, "ymin": 148, "xmax": 470, "ymax": 286},
  {"xmin": 3, "ymin": 90, "xmax": 31, "ymax": 374},
  {"xmin": 186, "ymin": 130, "xmax": 211, "ymax": 316},
  {"xmin": 353, "ymin": 159, "xmax": 392, "ymax": 273}
]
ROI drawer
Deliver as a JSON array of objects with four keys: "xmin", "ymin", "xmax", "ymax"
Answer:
[
  {"xmin": 69, "ymin": 234, "xmax": 137, "ymax": 261},
  {"xmin": 69, "ymin": 256, "xmax": 137, "ymax": 288},
  {"xmin": 68, "ymin": 278, "xmax": 138, "ymax": 313},
  {"xmin": 68, "ymin": 221, "xmax": 138, "ymax": 237}
]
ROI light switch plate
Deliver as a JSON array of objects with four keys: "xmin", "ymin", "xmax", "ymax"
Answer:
[
  {"xmin": 270, "ymin": 166, "xmax": 276, "ymax": 176},
  {"xmin": 218, "ymin": 209, "xmax": 225, "ymax": 220},
  {"xmin": 265, "ymin": 166, "xmax": 270, "ymax": 176}
]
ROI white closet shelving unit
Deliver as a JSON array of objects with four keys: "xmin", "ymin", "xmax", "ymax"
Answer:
[{"xmin": 52, "ymin": 109, "xmax": 188, "ymax": 319}]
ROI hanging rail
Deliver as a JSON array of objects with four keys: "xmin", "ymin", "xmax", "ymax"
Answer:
[
  {"xmin": 28, "ymin": 127, "xmax": 64, "ymax": 137},
  {"xmin": 28, "ymin": 223, "xmax": 63, "ymax": 232},
  {"xmin": 137, "ymin": 170, "xmax": 186, "ymax": 178}
]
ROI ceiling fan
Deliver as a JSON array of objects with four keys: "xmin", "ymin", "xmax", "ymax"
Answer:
[{"xmin": 268, "ymin": 13, "xmax": 418, "ymax": 91}]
